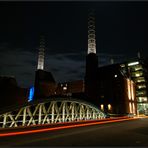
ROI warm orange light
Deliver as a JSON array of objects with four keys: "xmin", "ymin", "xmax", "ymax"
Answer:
[
  {"xmin": 108, "ymin": 104, "xmax": 111, "ymax": 110},
  {"xmin": 101, "ymin": 104, "xmax": 104, "ymax": 110},
  {"xmin": 127, "ymin": 79, "xmax": 131, "ymax": 100},
  {"xmin": 131, "ymin": 81, "xmax": 134, "ymax": 101},
  {"xmin": 132, "ymin": 103, "xmax": 135, "ymax": 114},
  {"xmin": 129, "ymin": 102, "xmax": 132, "ymax": 113},
  {"xmin": 63, "ymin": 86, "xmax": 67, "ymax": 90},
  {"xmin": 0, "ymin": 118, "xmax": 138, "ymax": 137}
]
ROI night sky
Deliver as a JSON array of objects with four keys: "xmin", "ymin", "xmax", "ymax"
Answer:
[{"xmin": 0, "ymin": 1, "xmax": 147, "ymax": 88}]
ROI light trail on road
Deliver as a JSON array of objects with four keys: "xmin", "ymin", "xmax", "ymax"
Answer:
[{"xmin": 0, "ymin": 117, "xmax": 139, "ymax": 137}]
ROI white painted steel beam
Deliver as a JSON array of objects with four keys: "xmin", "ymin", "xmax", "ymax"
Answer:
[{"xmin": 0, "ymin": 98, "xmax": 106, "ymax": 128}]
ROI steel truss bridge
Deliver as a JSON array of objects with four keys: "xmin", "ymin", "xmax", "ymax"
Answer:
[{"xmin": 0, "ymin": 98, "xmax": 106, "ymax": 128}]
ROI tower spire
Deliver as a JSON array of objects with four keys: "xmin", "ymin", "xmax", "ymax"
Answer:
[
  {"xmin": 37, "ymin": 36, "xmax": 45, "ymax": 70},
  {"xmin": 88, "ymin": 9, "xmax": 96, "ymax": 54}
]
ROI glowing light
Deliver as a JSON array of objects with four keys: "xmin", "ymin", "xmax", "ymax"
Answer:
[
  {"xmin": 136, "ymin": 77, "xmax": 145, "ymax": 83},
  {"xmin": 138, "ymin": 85, "xmax": 146, "ymax": 89},
  {"xmin": 135, "ymin": 73, "xmax": 140, "ymax": 77},
  {"xmin": 138, "ymin": 97, "xmax": 147, "ymax": 102},
  {"xmin": 108, "ymin": 104, "xmax": 111, "ymax": 110},
  {"xmin": 28, "ymin": 86, "xmax": 34, "ymax": 102},
  {"xmin": 37, "ymin": 36, "xmax": 45, "ymax": 70},
  {"xmin": 129, "ymin": 102, "xmax": 132, "ymax": 113},
  {"xmin": 120, "ymin": 64, "xmax": 125, "ymax": 67},
  {"xmin": 128, "ymin": 61, "xmax": 139, "ymax": 66},
  {"xmin": 88, "ymin": 10, "xmax": 96, "ymax": 54},
  {"xmin": 0, "ymin": 117, "xmax": 138, "ymax": 137},
  {"xmin": 101, "ymin": 104, "xmax": 104, "ymax": 110},
  {"xmin": 127, "ymin": 79, "xmax": 131, "ymax": 100},
  {"xmin": 114, "ymin": 75, "xmax": 117, "ymax": 78},
  {"xmin": 63, "ymin": 86, "xmax": 67, "ymax": 90},
  {"xmin": 131, "ymin": 81, "xmax": 134, "ymax": 101},
  {"xmin": 132, "ymin": 103, "xmax": 135, "ymax": 114}
]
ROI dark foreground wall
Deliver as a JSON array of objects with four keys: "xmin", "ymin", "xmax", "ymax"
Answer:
[{"xmin": 0, "ymin": 76, "xmax": 28, "ymax": 110}]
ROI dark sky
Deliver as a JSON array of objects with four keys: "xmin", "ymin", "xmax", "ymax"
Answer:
[{"xmin": 0, "ymin": 1, "xmax": 147, "ymax": 88}]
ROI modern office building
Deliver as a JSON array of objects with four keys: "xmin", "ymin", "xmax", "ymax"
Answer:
[{"xmin": 120, "ymin": 58, "xmax": 148, "ymax": 114}]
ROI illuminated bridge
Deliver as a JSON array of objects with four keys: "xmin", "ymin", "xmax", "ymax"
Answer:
[{"xmin": 0, "ymin": 98, "xmax": 106, "ymax": 128}]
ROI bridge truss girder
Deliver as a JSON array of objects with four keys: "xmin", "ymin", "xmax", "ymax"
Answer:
[{"xmin": 0, "ymin": 99, "xmax": 106, "ymax": 128}]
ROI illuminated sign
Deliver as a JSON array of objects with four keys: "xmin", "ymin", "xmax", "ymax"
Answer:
[{"xmin": 28, "ymin": 86, "xmax": 34, "ymax": 102}]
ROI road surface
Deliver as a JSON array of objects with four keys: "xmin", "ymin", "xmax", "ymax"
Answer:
[{"xmin": 0, "ymin": 117, "xmax": 148, "ymax": 146}]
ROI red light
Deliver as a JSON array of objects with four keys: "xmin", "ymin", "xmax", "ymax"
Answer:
[{"xmin": 0, "ymin": 117, "xmax": 138, "ymax": 137}]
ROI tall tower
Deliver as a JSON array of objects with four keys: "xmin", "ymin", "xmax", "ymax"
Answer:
[
  {"xmin": 85, "ymin": 9, "xmax": 98, "ymax": 103},
  {"xmin": 88, "ymin": 9, "xmax": 96, "ymax": 54},
  {"xmin": 34, "ymin": 35, "xmax": 56, "ymax": 100},
  {"xmin": 37, "ymin": 36, "xmax": 45, "ymax": 70}
]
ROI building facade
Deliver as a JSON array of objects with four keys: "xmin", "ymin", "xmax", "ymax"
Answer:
[
  {"xmin": 120, "ymin": 58, "xmax": 148, "ymax": 114},
  {"xmin": 55, "ymin": 80, "xmax": 85, "ymax": 98},
  {"xmin": 97, "ymin": 64, "xmax": 137, "ymax": 115},
  {"xmin": 34, "ymin": 70, "xmax": 57, "ymax": 99}
]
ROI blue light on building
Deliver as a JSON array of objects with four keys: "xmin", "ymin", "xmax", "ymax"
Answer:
[{"xmin": 28, "ymin": 86, "xmax": 34, "ymax": 102}]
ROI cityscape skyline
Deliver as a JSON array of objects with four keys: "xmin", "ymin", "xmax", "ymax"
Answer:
[{"xmin": 0, "ymin": 1, "xmax": 147, "ymax": 87}]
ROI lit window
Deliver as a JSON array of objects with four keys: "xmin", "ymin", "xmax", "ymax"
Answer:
[
  {"xmin": 137, "ymin": 85, "xmax": 146, "ymax": 89},
  {"xmin": 135, "ymin": 73, "xmax": 140, "ymax": 77},
  {"xmin": 136, "ymin": 90, "xmax": 146, "ymax": 96},
  {"xmin": 101, "ymin": 104, "xmax": 104, "ymax": 110},
  {"xmin": 134, "ymin": 71, "xmax": 143, "ymax": 77},
  {"xmin": 108, "ymin": 104, "xmax": 112, "ymax": 110},
  {"xmin": 136, "ymin": 79, "xmax": 145, "ymax": 83},
  {"xmin": 120, "ymin": 64, "xmax": 125, "ymax": 67},
  {"xmin": 135, "ymin": 67, "xmax": 142, "ymax": 71},
  {"xmin": 63, "ymin": 86, "xmax": 67, "ymax": 90},
  {"xmin": 144, "ymin": 98, "xmax": 147, "ymax": 101},
  {"xmin": 138, "ymin": 97, "xmax": 147, "ymax": 102},
  {"xmin": 136, "ymin": 77, "xmax": 145, "ymax": 82},
  {"xmin": 128, "ymin": 61, "xmax": 139, "ymax": 66}
]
